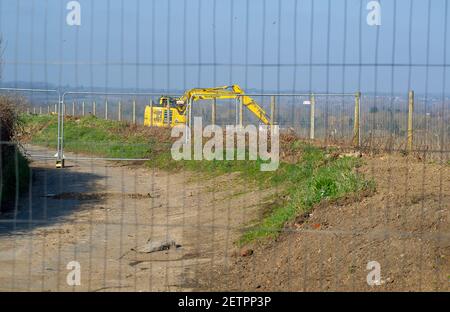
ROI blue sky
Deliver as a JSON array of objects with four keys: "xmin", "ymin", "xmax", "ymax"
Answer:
[{"xmin": 0, "ymin": 0, "xmax": 449, "ymax": 94}]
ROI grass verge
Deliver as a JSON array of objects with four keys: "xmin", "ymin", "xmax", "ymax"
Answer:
[
  {"xmin": 21, "ymin": 114, "xmax": 155, "ymax": 158},
  {"xmin": 22, "ymin": 114, "xmax": 374, "ymax": 242},
  {"xmin": 239, "ymin": 146, "xmax": 374, "ymax": 244}
]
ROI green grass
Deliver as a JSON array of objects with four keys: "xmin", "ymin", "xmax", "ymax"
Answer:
[
  {"xmin": 21, "ymin": 114, "xmax": 155, "ymax": 159},
  {"xmin": 22, "ymin": 114, "xmax": 373, "ymax": 243},
  {"xmin": 238, "ymin": 145, "xmax": 374, "ymax": 244}
]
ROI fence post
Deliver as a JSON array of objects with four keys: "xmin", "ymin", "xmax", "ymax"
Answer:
[
  {"xmin": 150, "ymin": 99, "xmax": 154, "ymax": 126},
  {"xmin": 118, "ymin": 101, "xmax": 122, "ymax": 121},
  {"xmin": 270, "ymin": 96, "xmax": 276, "ymax": 125},
  {"xmin": 167, "ymin": 99, "xmax": 171, "ymax": 127},
  {"xmin": 33, "ymin": 107, "xmax": 36, "ymax": 114},
  {"xmin": 93, "ymin": 101, "xmax": 96, "ymax": 116},
  {"xmin": 105, "ymin": 100, "xmax": 108, "ymax": 120},
  {"xmin": 310, "ymin": 94, "xmax": 315, "ymax": 140},
  {"xmin": 72, "ymin": 101, "xmax": 75, "ymax": 116},
  {"xmin": 211, "ymin": 98, "xmax": 216, "ymax": 126},
  {"xmin": 82, "ymin": 101, "xmax": 85, "ymax": 116},
  {"xmin": 407, "ymin": 90, "xmax": 414, "ymax": 152},
  {"xmin": 353, "ymin": 92, "xmax": 361, "ymax": 147},
  {"xmin": 239, "ymin": 96, "xmax": 244, "ymax": 126},
  {"xmin": 132, "ymin": 100, "xmax": 136, "ymax": 124},
  {"xmin": 47, "ymin": 105, "xmax": 50, "ymax": 115},
  {"xmin": 235, "ymin": 98, "xmax": 239, "ymax": 125}
]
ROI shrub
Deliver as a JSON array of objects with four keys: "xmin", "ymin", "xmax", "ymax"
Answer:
[{"xmin": 0, "ymin": 95, "xmax": 29, "ymax": 212}]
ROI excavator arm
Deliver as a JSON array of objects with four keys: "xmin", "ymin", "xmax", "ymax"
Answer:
[
  {"xmin": 179, "ymin": 85, "xmax": 271, "ymax": 125},
  {"xmin": 145, "ymin": 85, "xmax": 271, "ymax": 127}
]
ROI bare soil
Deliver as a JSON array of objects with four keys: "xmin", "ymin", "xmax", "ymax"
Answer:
[
  {"xmin": 1, "ymin": 145, "xmax": 448, "ymax": 291},
  {"xmin": 200, "ymin": 154, "xmax": 450, "ymax": 291}
]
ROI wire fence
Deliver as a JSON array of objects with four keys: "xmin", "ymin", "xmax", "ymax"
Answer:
[
  {"xmin": 11, "ymin": 88, "xmax": 450, "ymax": 153},
  {"xmin": 0, "ymin": 0, "xmax": 449, "ymax": 292}
]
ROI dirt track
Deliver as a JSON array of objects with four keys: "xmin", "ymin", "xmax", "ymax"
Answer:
[
  {"xmin": 0, "ymin": 145, "xmax": 271, "ymax": 291},
  {"xmin": 1, "ymin": 146, "xmax": 448, "ymax": 291}
]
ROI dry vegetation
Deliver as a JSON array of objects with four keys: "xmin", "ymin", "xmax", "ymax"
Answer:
[{"xmin": 0, "ymin": 95, "xmax": 29, "ymax": 212}]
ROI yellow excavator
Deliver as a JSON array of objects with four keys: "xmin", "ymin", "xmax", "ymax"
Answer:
[{"xmin": 144, "ymin": 85, "xmax": 270, "ymax": 127}]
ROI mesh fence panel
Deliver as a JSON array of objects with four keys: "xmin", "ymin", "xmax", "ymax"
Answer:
[{"xmin": 0, "ymin": 0, "xmax": 448, "ymax": 292}]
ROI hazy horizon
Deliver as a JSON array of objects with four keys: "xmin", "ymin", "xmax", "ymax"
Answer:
[{"xmin": 0, "ymin": 0, "xmax": 449, "ymax": 96}]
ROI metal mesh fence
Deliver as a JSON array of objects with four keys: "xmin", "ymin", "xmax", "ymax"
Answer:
[{"xmin": 0, "ymin": 0, "xmax": 448, "ymax": 292}]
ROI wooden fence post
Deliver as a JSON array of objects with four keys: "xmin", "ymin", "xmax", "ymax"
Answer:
[
  {"xmin": 118, "ymin": 101, "xmax": 122, "ymax": 121},
  {"xmin": 150, "ymin": 99, "xmax": 154, "ymax": 126},
  {"xmin": 105, "ymin": 100, "xmax": 108, "ymax": 120},
  {"xmin": 211, "ymin": 98, "xmax": 216, "ymax": 126},
  {"xmin": 407, "ymin": 90, "xmax": 414, "ymax": 152},
  {"xmin": 234, "ymin": 98, "xmax": 238, "ymax": 125},
  {"xmin": 239, "ymin": 97, "xmax": 244, "ymax": 126},
  {"xmin": 132, "ymin": 100, "xmax": 136, "ymax": 124},
  {"xmin": 270, "ymin": 96, "xmax": 276, "ymax": 133},
  {"xmin": 310, "ymin": 94, "xmax": 315, "ymax": 140},
  {"xmin": 353, "ymin": 92, "xmax": 361, "ymax": 147}
]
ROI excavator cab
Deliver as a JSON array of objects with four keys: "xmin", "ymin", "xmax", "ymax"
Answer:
[
  {"xmin": 143, "ymin": 96, "xmax": 187, "ymax": 127},
  {"xmin": 160, "ymin": 96, "xmax": 175, "ymax": 108},
  {"xmin": 159, "ymin": 96, "xmax": 187, "ymax": 112}
]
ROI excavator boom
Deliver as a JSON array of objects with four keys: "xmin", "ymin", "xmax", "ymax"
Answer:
[
  {"xmin": 180, "ymin": 85, "xmax": 270, "ymax": 125},
  {"xmin": 144, "ymin": 85, "xmax": 271, "ymax": 127}
]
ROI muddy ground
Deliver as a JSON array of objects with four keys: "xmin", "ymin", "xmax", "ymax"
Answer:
[
  {"xmin": 203, "ymin": 153, "xmax": 450, "ymax": 291},
  {"xmin": 0, "ymin": 146, "xmax": 448, "ymax": 291}
]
